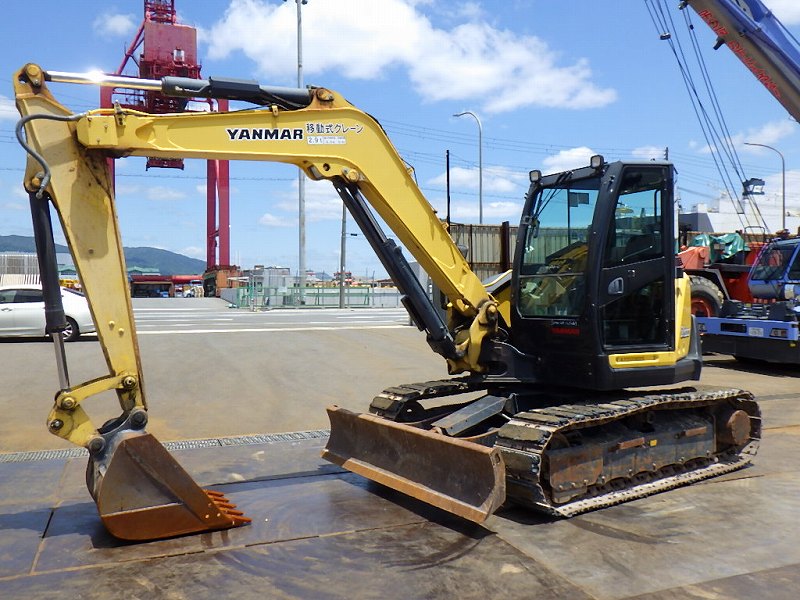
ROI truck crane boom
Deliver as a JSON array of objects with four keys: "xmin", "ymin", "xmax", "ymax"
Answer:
[{"xmin": 684, "ymin": 0, "xmax": 800, "ymax": 121}]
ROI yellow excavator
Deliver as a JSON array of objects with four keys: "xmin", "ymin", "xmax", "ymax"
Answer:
[{"xmin": 14, "ymin": 63, "xmax": 760, "ymax": 541}]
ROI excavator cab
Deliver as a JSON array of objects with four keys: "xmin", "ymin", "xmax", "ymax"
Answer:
[
  {"xmin": 326, "ymin": 158, "xmax": 733, "ymax": 524},
  {"xmin": 510, "ymin": 158, "xmax": 702, "ymax": 389}
]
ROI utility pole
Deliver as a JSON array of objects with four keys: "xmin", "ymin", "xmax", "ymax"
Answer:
[{"xmin": 446, "ymin": 149, "xmax": 451, "ymax": 226}]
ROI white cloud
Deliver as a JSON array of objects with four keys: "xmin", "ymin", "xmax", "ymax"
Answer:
[
  {"xmin": 146, "ymin": 186, "xmax": 187, "ymax": 201},
  {"xmin": 274, "ymin": 179, "xmax": 344, "ymax": 222},
  {"xmin": 632, "ymin": 146, "xmax": 667, "ymax": 161},
  {"xmin": 113, "ymin": 182, "xmax": 141, "ymax": 197},
  {"xmin": 541, "ymin": 147, "xmax": 596, "ymax": 173},
  {"xmin": 455, "ymin": 2, "xmax": 484, "ymax": 20},
  {"xmin": 10, "ymin": 186, "xmax": 28, "ymax": 199},
  {"xmin": 0, "ymin": 95, "xmax": 17, "ymax": 121},
  {"xmin": 449, "ymin": 199, "xmax": 523, "ymax": 221},
  {"xmin": 428, "ymin": 25, "xmax": 616, "ymax": 113},
  {"xmin": 768, "ymin": 0, "xmax": 800, "ymax": 25},
  {"xmin": 700, "ymin": 119, "xmax": 796, "ymax": 154},
  {"xmin": 259, "ymin": 212, "xmax": 295, "ymax": 227},
  {"xmin": 112, "ymin": 157, "xmax": 138, "ymax": 172},
  {"xmin": 205, "ymin": 0, "xmax": 616, "ymax": 114},
  {"xmin": 116, "ymin": 183, "xmax": 185, "ymax": 201},
  {"xmin": 428, "ymin": 165, "xmax": 526, "ymax": 193},
  {"xmin": 3, "ymin": 202, "xmax": 26, "ymax": 211},
  {"xmin": 92, "ymin": 13, "xmax": 137, "ymax": 38},
  {"xmin": 737, "ymin": 119, "xmax": 796, "ymax": 148},
  {"xmin": 180, "ymin": 246, "xmax": 205, "ymax": 258}
]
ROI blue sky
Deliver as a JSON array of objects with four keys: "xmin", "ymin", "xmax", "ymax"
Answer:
[{"xmin": 1, "ymin": 0, "xmax": 799, "ymax": 278}]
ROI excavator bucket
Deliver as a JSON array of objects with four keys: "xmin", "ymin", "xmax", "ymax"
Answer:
[
  {"xmin": 322, "ymin": 406, "xmax": 506, "ymax": 523},
  {"xmin": 86, "ymin": 432, "xmax": 250, "ymax": 541}
]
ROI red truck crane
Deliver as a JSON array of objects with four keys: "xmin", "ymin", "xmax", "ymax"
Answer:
[{"xmin": 681, "ymin": 0, "xmax": 800, "ymax": 361}]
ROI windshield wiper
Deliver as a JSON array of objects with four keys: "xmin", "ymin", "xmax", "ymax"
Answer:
[{"xmin": 529, "ymin": 171, "xmax": 574, "ymax": 238}]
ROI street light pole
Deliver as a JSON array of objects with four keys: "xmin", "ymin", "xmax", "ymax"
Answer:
[
  {"xmin": 745, "ymin": 141, "xmax": 786, "ymax": 231},
  {"xmin": 287, "ymin": 0, "xmax": 308, "ymax": 303},
  {"xmin": 339, "ymin": 203, "xmax": 346, "ymax": 309},
  {"xmin": 453, "ymin": 111, "xmax": 483, "ymax": 224}
]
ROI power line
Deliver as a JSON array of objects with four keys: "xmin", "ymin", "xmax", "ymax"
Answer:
[
  {"xmin": 646, "ymin": 0, "xmax": 767, "ymax": 231},
  {"xmin": 0, "ymin": 165, "xmax": 294, "ymax": 182}
]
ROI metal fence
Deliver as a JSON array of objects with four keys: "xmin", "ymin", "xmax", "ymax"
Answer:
[
  {"xmin": 223, "ymin": 222, "xmax": 521, "ymax": 310},
  {"xmin": 0, "ymin": 253, "xmax": 41, "ymax": 286},
  {"xmin": 223, "ymin": 285, "xmax": 403, "ymax": 309},
  {"xmin": 447, "ymin": 222, "xmax": 518, "ymax": 281}
]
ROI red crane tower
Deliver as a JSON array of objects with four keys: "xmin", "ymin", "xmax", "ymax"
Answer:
[{"xmin": 101, "ymin": 0, "xmax": 234, "ymax": 292}]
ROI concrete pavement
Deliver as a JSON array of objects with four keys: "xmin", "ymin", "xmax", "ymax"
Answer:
[{"xmin": 0, "ymin": 302, "xmax": 798, "ymax": 599}]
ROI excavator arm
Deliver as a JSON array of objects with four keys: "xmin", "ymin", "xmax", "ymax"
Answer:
[
  {"xmin": 14, "ymin": 64, "xmax": 505, "ymax": 538},
  {"xmin": 16, "ymin": 66, "xmax": 144, "ymax": 449}
]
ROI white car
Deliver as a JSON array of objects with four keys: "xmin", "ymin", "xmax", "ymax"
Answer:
[{"xmin": 0, "ymin": 285, "xmax": 96, "ymax": 342}]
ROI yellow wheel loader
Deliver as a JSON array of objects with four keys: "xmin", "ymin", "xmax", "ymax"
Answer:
[{"xmin": 13, "ymin": 64, "xmax": 759, "ymax": 540}]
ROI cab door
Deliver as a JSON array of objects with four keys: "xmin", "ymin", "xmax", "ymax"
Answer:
[{"xmin": 597, "ymin": 164, "xmax": 674, "ymax": 352}]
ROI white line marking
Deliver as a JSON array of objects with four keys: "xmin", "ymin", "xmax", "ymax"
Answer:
[
  {"xmin": 336, "ymin": 315, "xmax": 393, "ymax": 320},
  {"xmin": 137, "ymin": 325, "xmax": 408, "ymax": 335},
  {"xmin": 135, "ymin": 318, "xmax": 235, "ymax": 322}
]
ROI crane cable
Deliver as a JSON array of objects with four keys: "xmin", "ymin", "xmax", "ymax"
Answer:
[
  {"xmin": 680, "ymin": 4, "xmax": 769, "ymax": 232},
  {"xmin": 646, "ymin": 1, "xmax": 743, "ymax": 218},
  {"xmin": 647, "ymin": 0, "xmax": 757, "ymax": 230},
  {"xmin": 644, "ymin": 0, "xmax": 768, "ymax": 234}
]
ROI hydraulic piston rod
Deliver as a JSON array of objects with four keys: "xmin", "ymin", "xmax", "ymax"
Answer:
[{"xmin": 43, "ymin": 69, "xmax": 312, "ymax": 107}]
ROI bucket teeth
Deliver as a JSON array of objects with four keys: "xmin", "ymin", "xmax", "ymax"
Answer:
[{"xmin": 206, "ymin": 490, "xmax": 250, "ymax": 523}]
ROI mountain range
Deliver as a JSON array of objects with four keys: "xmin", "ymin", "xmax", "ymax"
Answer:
[{"xmin": 0, "ymin": 235, "xmax": 206, "ymax": 276}]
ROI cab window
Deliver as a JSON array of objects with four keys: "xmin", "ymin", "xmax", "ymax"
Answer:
[
  {"xmin": 518, "ymin": 182, "xmax": 600, "ymax": 317},
  {"xmin": 604, "ymin": 169, "xmax": 664, "ymax": 267}
]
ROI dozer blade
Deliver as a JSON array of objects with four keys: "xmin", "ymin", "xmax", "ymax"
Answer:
[
  {"xmin": 86, "ymin": 432, "xmax": 250, "ymax": 541},
  {"xmin": 322, "ymin": 406, "xmax": 506, "ymax": 523}
]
